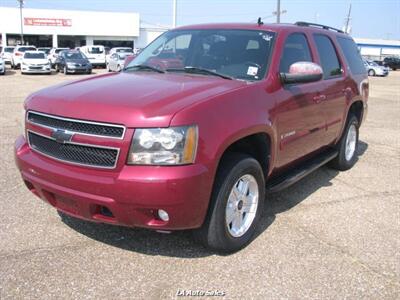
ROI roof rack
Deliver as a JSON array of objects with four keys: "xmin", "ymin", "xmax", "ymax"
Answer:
[{"xmin": 295, "ymin": 21, "xmax": 345, "ymax": 34}]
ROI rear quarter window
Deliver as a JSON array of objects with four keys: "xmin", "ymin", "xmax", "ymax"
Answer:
[{"xmin": 337, "ymin": 37, "xmax": 366, "ymax": 75}]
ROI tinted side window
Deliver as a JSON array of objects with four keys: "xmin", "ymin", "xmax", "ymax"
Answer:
[
  {"xmin": 313, "ymin": 35, "xmax": 342, "ymax": 79},
  {"xmin": 279, "ymin": 33, "xmax": 312, "ymax": 73},
  {"xmin": 337, "ymin": 37, "xmax": 365, "ymax": 75}
]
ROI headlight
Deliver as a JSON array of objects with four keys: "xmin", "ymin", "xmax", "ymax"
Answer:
[
  {"xmin": 21, "ymin": 109, "xmax": 26, "ymax": 138},
  {"xmin": 22, "ymin": 62, "xmax": 27, "ymax": 66},
  {"xmin": 127, "ymin": 125, "xmax": 198, "ymax": 165}
]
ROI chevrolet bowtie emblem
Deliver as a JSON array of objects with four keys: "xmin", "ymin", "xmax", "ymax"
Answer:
[{"xmin": 51, "ymin": 129, "xmax": 74, "ymax": 143}]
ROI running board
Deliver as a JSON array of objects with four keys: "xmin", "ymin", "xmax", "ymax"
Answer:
[{"xmin": 266, "ymin": 149, "xmax": 338, "ymax": 193}]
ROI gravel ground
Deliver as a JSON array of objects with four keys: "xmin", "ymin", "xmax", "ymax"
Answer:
[{"xmin": 0, "ymin": 66, "xmax": 399, "ymax": 299}]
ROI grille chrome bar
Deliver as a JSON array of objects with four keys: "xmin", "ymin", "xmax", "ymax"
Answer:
[
  {"xmin": 27, "ymin": 130, "xmax": 120, "ymax": 169},
  {"xmin": 27, "ymin": 111, "xmax": 126, "ymax": 139}
]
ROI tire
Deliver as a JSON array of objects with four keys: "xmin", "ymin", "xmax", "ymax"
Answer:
[
  {"xmin": 193, "ymin": 153, "xmax": 265, "ymax": 253},
  {"xmin": 329, "ymin": 114, "xmax": 359, "ymax": 171},
  {"xmin": 107, "ymin": 63, "xmax": 111, "ymax": 72},
  {"xmin": 86, "ymin": 69, "xmax": 92, "ymax": 74},
  {"xmin": 63, "ymin": 66, "xmax": 68, "ymax": 75},
  {"xmin": 117, "ymin": 65, "xmax": 121, "ymax": 72},
  {"xmin": 55, "ymin": 64, "xmax": 59, "ymax": 72},
  {"xmin": 368, "ymin": 69, "xmax": 375, "ymax": 76}
]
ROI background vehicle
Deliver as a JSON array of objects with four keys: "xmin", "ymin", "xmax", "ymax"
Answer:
[
  {"xmin": 55, "ymin": 50, "xmax": 92, "ymax": 74},
  {"xmin": 363, "ymin": 59, "xmax": 389, "ymax": 76},
  {"xmin": 0, "ymin": 57, "xmax": 5, "ymax": 75},
  {"xmin": 48, "ymin": 48, "xmax": 69, "ymax": 67},
  {"xmin": 107, "ymin": 52, "xmax": 131, "ymax": 72},
  {"xmin": 106, "ymin": 47, "xmax": 133, "ymax": 63},
  {"xmin": 15, "ymin": 22, "xmax": 368, "ymax": 252},
  {"xmin": 1, "ymin": 46, "xmax": 15, "ymax": 64},
  {"xmin": 383, "ymin": 56, "xmax": 400, "ymax": 70},
  {"xmin": 21, "ymin": 51, "xmax": 51, "ymax": 74},
  {"xmin": 11, "ymin": 45, "xmax": 37, "ymax": 69},
  {"xmin": 38, "ymin": 47, "xmax": 51, "ymax": 55},
  {"xmin": 79, "ymin": 45, "xmax": 106, "ymax": 67}
]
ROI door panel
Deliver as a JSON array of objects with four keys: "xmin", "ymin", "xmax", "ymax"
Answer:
[{"xmin": 275, "ymin": 82, "xmax": 327, "ymax": 168}]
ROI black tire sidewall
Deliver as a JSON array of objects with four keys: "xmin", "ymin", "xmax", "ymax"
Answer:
[{"xmin": 207, "ymin": 155, "xmax": 265, "ymax": 252}]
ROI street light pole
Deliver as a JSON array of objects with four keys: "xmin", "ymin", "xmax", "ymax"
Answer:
[
  {"xmin": 172, "ymin": 0, "xmax": 177, "ymax": 28},
  {"xmin": 17, "ymin": 0, "xmax": 25, "ymax": 45},
  {"xmin": 276, "ymin": 0, "xmax": 281, "ymax": 23}
]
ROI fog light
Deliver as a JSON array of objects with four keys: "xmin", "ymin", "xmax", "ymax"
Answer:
[{"xmin": 157, "ymin": 209, "xmax": 169, "ymax": 222}]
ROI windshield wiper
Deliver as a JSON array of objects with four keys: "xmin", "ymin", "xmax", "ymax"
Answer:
[
  {"xmin": 124, "ymin": 64, "xmax": 165, "ymax": 73},
  {"xmin": 168, "ymin": 66, "xmax": 233, "ymax": 80}
]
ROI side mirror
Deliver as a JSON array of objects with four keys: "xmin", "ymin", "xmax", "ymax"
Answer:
[{"xmin": 280, "ymin": 62, "xmax": 323, "ymax": 84}]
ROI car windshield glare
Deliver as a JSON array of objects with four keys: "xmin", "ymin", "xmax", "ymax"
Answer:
[
  {"xmin": 24, "ymin": 52, "xmax": 46, "ymax": 59},
  {"xmin": 126, "ymin": 29, "xmax": 275, "ymax": 81}
]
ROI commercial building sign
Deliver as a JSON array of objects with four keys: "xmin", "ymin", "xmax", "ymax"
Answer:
[{"xmin": 24, "ymin": 18, "xmax": 72, "ymax": 27}]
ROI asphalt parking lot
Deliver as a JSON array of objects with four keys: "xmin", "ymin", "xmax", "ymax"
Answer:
[{"xmin": 0, "ymin": 66, "xmax": 399, "ymax": 299}]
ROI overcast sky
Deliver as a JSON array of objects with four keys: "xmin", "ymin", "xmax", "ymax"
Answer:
[{"xmin": 1, "ymin": 0, "xmax": 399, "ymax": 39}]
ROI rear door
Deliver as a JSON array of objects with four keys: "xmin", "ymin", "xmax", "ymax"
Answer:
[
  {"xmin": 275, "ymin": 32, "xmax": 328, "ymax": 168},
  {"xmin": 312, "ymin": 34, "xmax": 347, "ymax": 144}
]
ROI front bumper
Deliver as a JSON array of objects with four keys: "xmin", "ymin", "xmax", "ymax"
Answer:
[
  {"xmin": 14, "ymin": 135, "xmax": 212, "ymax": 230},
  {"xmin": 66, "ymin": 66, "xmax": 91, "ymax": 73},
  {"xmin": 22, "ymin": 66, "xmax": 51, "ymax": 73}
]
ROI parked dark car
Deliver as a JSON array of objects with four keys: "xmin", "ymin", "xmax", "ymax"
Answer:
[
  {"xmin": 15, "ymin": 22, "xmax": 368, "ymax": 252},
  {"xmin": 383, "ymin": 56, "xmax": 400, "ymax": 70},
  {"xmin": 55, "ymin": 50, "xmax": 92, "ymax": 74}
]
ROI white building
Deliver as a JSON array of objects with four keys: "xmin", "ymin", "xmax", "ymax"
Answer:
[
  {"xmin": 354, "ymin": 38, "xmax": 400, "ymax": 61},
  {"xmin": 0, "ymin": 7, "xmax": 168, "ymax": 49}
]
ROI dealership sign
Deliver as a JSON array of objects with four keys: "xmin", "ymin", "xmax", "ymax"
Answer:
[{"xmin": 24, "ymin": 18, "xmax": 72, "ymax": 27}]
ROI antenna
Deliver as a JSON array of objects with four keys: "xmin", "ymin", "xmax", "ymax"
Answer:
[
  {"xmin": 344, "ymin": 3, "xmax": 352, "ymax": 34},
  {"xmin": 257, "ymin": 17, "xmax": 264, "ymax": 26}
]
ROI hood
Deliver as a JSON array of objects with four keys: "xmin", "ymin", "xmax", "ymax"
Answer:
[
  {"xmin": 65, "ymin": 58, "xmax": 89, "ymax": 64},
  {"xmin": 23, "ymin": 58, "xmax": 49, "ymax": 65},
  {"xmin": 26, "ymin": 72, "xmax": 247, "ymax": 127}
]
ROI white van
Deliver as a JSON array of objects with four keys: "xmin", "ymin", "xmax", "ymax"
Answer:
[{"xmin": 79, "ymin": 45, "xmax": 106, "ymax": 68}]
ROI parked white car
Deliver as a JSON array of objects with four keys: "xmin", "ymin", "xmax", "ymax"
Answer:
[
  {"xmin": 21, "ymin": 51, "xmax": 51, "ymax": 74},
  {"xmin": 363, "ymin": 60, "xmax": 389, "ymax": 77},
  {"xmin": 79, "ymin": 45, "xmax": 106, "ymax": 67},
  {"xmin": 106, "ymin": 47, "xmax": 133, "ymax": 62},
  {"xmin": 107, "ymin": 52, "xmax": 132, "ymax": 72},
  {"xmin": 0, "ymin": 57, "xmax": 5, "ymax": 75},
  {"xmin": 48, "ymin": 48, "xmax": 69, "ymax": 67},
  {"xmin": 11, "ymin": 45, "xmax": 37, "ymax": 69},
  {"xmin": 1, "ymin": 46, "xmax": 15, "ymax": 64}
]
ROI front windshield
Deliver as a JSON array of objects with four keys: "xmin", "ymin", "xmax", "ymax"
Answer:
[
  {"xmin": 64, "ymin": 52, "xmax": 85, "ymax": 59},
  {"xmin": 88, "ymin": 47, "xmax": 104, "ymax": 54},
  {"xmin": 24, "ymin": 52, "xmax": 46, "ymax": 59},
  {"xmin": 126, "ymin": 29, "xmax": 275, "ymax": 81},
  {"xmin": 116, "ymin": 48, "xmax": 133, "ymax": 53},
  {"xmin": 369, "ymin": 61, "xmax": 378, "ymax": 66}
]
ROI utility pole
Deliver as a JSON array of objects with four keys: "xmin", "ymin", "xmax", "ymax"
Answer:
[
  {"xmin": 17, "ymin": 0, "xmax": 25, "ymax": 45},
  {"xmin": 344, "ymin": 3, "xmax": 352, "ymax": 34},
  {"xmin": 172, "ymin": 0, "xmax": 177, "ymax": 28},
  {"xmin": 276, "ymin": 0, "xmax": 281, "ymax": 23}
]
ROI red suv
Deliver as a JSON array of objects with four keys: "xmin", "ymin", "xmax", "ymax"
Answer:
[{"xmin": 15, "ymin": 22, "xmax": 368, "ymax": 252}]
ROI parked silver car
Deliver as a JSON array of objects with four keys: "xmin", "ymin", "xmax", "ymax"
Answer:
[
  {"xmin": 363, "ymin": 60, "xmax": 389, "ymax": 77},
  {"xmin": 107, "ymin": 52, "xmax": 132, "ymax": 72}
]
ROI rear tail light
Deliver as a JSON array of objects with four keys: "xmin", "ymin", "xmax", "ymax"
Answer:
[{"xmin": 15, "ymin": 52, "xmax": 22, "ymax": 56}]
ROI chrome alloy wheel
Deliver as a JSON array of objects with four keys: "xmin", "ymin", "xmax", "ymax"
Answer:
[
  {"xmin": 225, "ymin": 174, "xmax": 259, "ymax": 238},
  {"xmin": 345, "ymin": 124, "xmax": 357, "ymax": 161}
]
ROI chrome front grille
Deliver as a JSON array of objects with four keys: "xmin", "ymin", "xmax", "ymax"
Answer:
[
  {"xmin": 28, "ymin": 131, "xmax": 119, "ymax": 169},
  {"xmin": 27, "ymin": 111, "xmax": 125, "ymax": 139}
]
